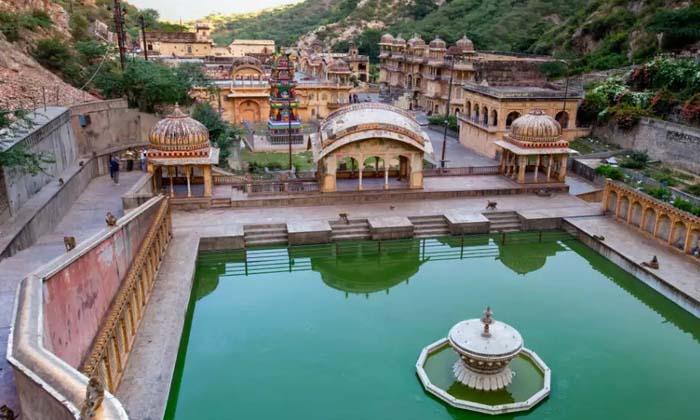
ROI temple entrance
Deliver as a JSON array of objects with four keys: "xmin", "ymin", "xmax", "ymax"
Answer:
[
  {"xmin": 334, "ymin": 156, "xmax": 410, "ymax": 191},
  {"xmin": 238, "ymin": 100, "xmax": 261, "ymax": 124}
]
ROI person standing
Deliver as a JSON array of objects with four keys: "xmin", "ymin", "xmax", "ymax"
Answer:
[
  {"xmin": 140, "ymin": 149, "xmax": 147, "ymax": 172},
  {"xmin": 110, "ymin": 155, "xmax": 120, "ymax": 185}
]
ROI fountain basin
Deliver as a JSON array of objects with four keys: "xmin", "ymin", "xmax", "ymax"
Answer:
[{"xmin": 416, "ymin": 338, "xmax": 551, "ymax": 415}]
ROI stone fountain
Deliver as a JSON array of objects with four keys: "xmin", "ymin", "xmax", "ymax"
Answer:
[
  {"xmin": 415, "ymin": 307, "xmax": 551, "ymax": 414},
  {"xmin": 448, "ymin": 307, "xmax": 523, "ymax": 391}
]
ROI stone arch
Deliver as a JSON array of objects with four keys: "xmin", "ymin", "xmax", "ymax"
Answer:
[
  {"xmin": 238, "ymin": 100, "xmax": 261, "ymax": 123},
  {"xmin": 490, "ymin": 109, "xmax": 498, "ymax": 127},
  {"xmin": 465, "ymin": 101, "xmax": 471, "ymax": 117},
  {"xmin": 688, "ymin": 229, "xmax": 700, "ymax": 255},
  {"xmin": 655, "ymin": 214, "xmax": 672, "ymax": 242},
  {"xmin": 606, "ymin": 190, "xmax": 618, "ymax": 213},
  {"xmin": 474, "ymin": 104, "xmax": 480, "ymax": 121},
  {"xmin": 455, "ymin": 107, "xmax": 461, "ymax": 115},
  {"xmin": 556, "ymin": 111, "xmax": 570, "ymax": 129},
  {"xmin": 506, "ymin": 111, "xmax": 520, "ymax": 129},
  {"xmin": 618, "ymin": 196, "xmax": 630, "ymax": 220},
  {"xmin": 643, "ymin": 207, "xmax": 657, "ymax": 234},
  {"xmin": 407, "ymin": 74, "xmax": 413, "ymax": 88},
  {"xmin": 630, "ymin": 201, "xmax": 643, "ymax": 227},
  {"xmin": 671, "ymin": 220, "xmax": 688, "ymax": 249},
  {"xmin": 482, "ymin": 106, "xmax": 488, "ymax": 125}
]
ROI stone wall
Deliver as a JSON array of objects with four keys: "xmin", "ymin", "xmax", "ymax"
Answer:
[
  {"xmin": 42, "ymin": 199, "xmax": 160, "ymax": 368},
  {"xmin": 593, "ymin": 118, "xmax": 700, "ymax": 173},
  {"xmin": 69, "ymin": 99, "xmax": 157, "ymax": 156},
  {"xmin": 0, "ymin": 107, "xmax": 78, "ymax": 222}
]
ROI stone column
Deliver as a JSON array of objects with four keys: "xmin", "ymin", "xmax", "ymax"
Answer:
[
  {"xmin": 558, "ymin": 154, "xmax": 568, "ymax": 182},
  {"xmin": 168, "ymin": 167, "xmax": 175, "ymax": 197},
  {"xmin": 534, "ymin": 155, "xmax": 540, "ymax": 181},
  {"xmin": 185, "ymin": 166, "xmax": 192, "ymax": 198},
  {"xmin": 683, "ymin": 225, "xmax": 693, "ymax": 254},
  {"xmin": 384, "ymin": 157, "xmax": 389, "ymax": 190},
  {"xmin": 202, "ymin": 165, "xmax": 213, "ymax": 197},
  {"xmin": 517, "ymin": 156, "xmax": 526, "ymax": 184},
  {"xmin": 547, "ymin": 155, "xmax": 553, "ymax": 180},
  {"xmin": 357, "ymin": 155, "xmax": 363, "ymax": 191}
]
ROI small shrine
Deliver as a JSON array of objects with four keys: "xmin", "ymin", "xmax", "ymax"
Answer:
[
  {"xmin": 268, "ymin": 50, "xmax": 303, "ymax": 146},
  {"xmin": 494, "ymin": 109, "xmax": 572, "ymax": 184},
  {"xmin": 147, "ymin": 106, "xmax": 219, "ymax": 197}
]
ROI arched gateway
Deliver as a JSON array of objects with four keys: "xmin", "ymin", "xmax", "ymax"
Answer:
[{"xmin": 310, "ymin": 103, "xmax": 434, "ymax": 192}]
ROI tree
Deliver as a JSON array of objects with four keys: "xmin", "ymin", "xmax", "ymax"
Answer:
[
  {"xmin": 190, "ymin": 102, "xmax": 243, "ymax": 166},
  {"xmin": 410, "ymin": 0, "xmax": 438, "ymax": 20},
  {"xmin": 96, "ymin": 60, "xmax": 202, "ymax": 112},
  {"xmin": 357, "ymin": 28, "xmax": 381, "ymax": 62},
  {"xmin": 0, "ymin": 108, "xmax": 55, "ymax": 175}
]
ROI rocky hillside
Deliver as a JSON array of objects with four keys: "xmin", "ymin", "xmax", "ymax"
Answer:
[
  {"xmin": 209, "ymin": 0, "xmax": 700, "ymax": 73},
  {"xmin": 0, "ymin": 0, "xmax": 101, "ymax": 109}
]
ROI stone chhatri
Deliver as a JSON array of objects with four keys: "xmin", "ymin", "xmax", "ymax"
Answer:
[{"xmin": 448, "ymin": 307, "xmax": 523, "ymax": 391}]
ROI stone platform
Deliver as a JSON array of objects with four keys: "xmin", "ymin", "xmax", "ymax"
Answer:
[
  {"xmin": 445, "ymin": 211, "xmax": 491, "ymax": 235},
  {"xmin": 368, "ymin": 216, "xmax": 413, "ymax": 240},
  {"xmin": 287, "ymin": 220, "xmax": 332, "ymax": 245}
]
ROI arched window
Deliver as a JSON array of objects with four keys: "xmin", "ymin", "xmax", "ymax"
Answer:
[
  {"xmin": 465, "ymin": 101, "xmax": 471, "ymax": 117},
  {"xmin": 309, "ymin": 93, "xmax": 315, "ymax": 100},
  {"xmin": 482, "ymin": 106, "xmax": 488, "ymax": 125},
  {"xmin": 555, "ymin": 111, "xmax": 570, "ymax": 128},
  {"xmin": 490, "ymin": 109, "xmax": 498, "ymax": 127},
  {"xmin": 505, "ymin": 111, "xmax": 521, "ymax": 129}
]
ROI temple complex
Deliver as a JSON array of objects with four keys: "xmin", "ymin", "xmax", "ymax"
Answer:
[
  {"xmin": 378, "ymin": 34, "xmax": 552, "ymax": 115},
  {"xmin": 297, "ymin": 42, "xmax": 370, "ymax": 83},
  {"xmin": 147, "ymin": 106, "xmax": 218, "ymax": 197},
  {"xmin": 495, "ymin": 110, "xmax": 572, "ymax": 184},
  {"xmin": 229, "ymin": 39, "xmax": 276, "ymax": 59}
]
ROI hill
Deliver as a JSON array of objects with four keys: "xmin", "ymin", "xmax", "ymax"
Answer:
[{"xmin": 208, "ymin": 0, "xmax": 700, "ymax": 73}]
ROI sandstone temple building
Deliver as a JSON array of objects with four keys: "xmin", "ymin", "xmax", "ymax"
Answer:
[
  {"xmin": 142, "ymin": 23, "xmax": 215, "ymax": 58},
  {"xmin": 297, "ymin": 42, "xmax": 371, "ymax": 83}
]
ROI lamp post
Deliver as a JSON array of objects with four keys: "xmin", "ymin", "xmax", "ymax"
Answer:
[{"xmin": 440, "ymin": 53, "xmax": 455, "ymax": 169}]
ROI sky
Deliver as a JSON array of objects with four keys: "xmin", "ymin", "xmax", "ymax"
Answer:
[{"xmin": 128, "ymin": 0, "xmax": 298, "ymax": 21}]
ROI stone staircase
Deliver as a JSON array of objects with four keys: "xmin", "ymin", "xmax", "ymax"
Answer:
[
  {"xmin": 485, "ymin": 211, "xmax": 522, "ymax": 233},
  {"xmin": 409, "ymin": 215, "xmax": 450, "ymax": 239},
  {"xmin": 330, "ymin": 219, "xmax": 370, "ymax": 241},
  {"xmin": 211, "ymin": 197, "xmax": 231, "ymax": 208},
  {"xmin": 243, "ymin": 224, "xmax": 288, "ymax": 247}
]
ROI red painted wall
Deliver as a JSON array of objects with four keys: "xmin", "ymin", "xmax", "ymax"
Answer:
[{"xmin": 42, "ymin": 204, "xmax": 158, "ymax": 368}]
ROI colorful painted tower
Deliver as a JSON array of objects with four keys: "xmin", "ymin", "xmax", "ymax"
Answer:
[{"xmin": 268, "ymin": 50, "xmax": 303, "ymax": 145}]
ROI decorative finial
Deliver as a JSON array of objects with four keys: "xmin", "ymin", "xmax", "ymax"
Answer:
[{"xmin": 481, "ymin": 306, "xmax": 493, "ymax": 337}]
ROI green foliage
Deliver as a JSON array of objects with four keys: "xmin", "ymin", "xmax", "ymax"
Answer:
[
  {"xmin": 684, "ymin": 184, "xmax": 700, "ymax": 197},
  {"xmin": 0, "ymin": 9, "xmax": 52, "ymax": 42},
  {"xmin": 331, "ymin": 40, "xmax": 350, "ymax": 53},
  {"xmin": 357, "ymin": 28, "xmax": 381, "ymax": 62},
  {"xmin": 32, "ymin": 37, "xmax": 84, "ymax": 85},
  {"xmin": 672, "ymin": 198, "xmax": 693, "ymax": 212},
  {"xmin": 643, "ymin": 186, "xmax": 671, "ymax": 201},
  {"xmin": 648, "ymin": 6, "xmax": 700, "ymax": 50},
  {"xmin": 95, "ymin": 60, "xmax": 202, "ymax": 112},
  {"xmin": 409, "ymin": 0, "xmax": 438, "ymax": 20},
  {"xmin": 620, "ymin": 151, "xmax": 650, "ymax": 169},
  {"xmin": 190, "ymin": 102, "xmax": 242, "ymax": 166},
  {"xmin": 428, "ymin": 115, "xmax": 459, "ymax": 131},
  {"xmin": 595, "ymin": 164, "xmax": 624, "ymax": 181},
  {"xmin": 241, "ymin": 150, "xmax": 315, "ymax": 173},
  {"xmin": 539, "ymin": 61, "xmax": 568, "ymax": 79},
  {"xmin": 0, "ymin": 108, "xmax": 55, "ymax": 175}
]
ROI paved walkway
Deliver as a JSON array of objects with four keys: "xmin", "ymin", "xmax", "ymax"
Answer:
[
  {"xmin": 173, "ymin": 192, "xmax": 600, "ymax": 233},
  {"xmin": 566, "ymin": 216, "xmax": 700, "ymax": 304},
  {"xmin": 423, "ymin": 126, "xmax": 497, "ymax": 168},
  {"xmin": 0, "ymin": 171, "xmax": 144, "ymax": 412}
]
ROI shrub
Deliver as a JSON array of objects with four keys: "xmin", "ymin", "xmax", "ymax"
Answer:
[
  {"xmin": 32, "ymin": 37, "xmax": 83, "ymax": 85},
  {"xmin": 648, "ymin": 6, "xmax": 700, "ymax": 50},
  {"xmin": 644, "ymin": 186, "xmax": 671, "ymax": 201},
  {"xmin": 619, "ymin": 151, "xmax": 649, "ymax": 169},
  {"xmin": 595, "ymin": 164, "xmax": 624, "ymax": 181},
  {"xmin": 672, "ymin": 198, "xmax": 693, "ymax": 212},
  {"xmin": 684, "ymin": 183, "xmax": 700, "ymax": 197},
  {"xmin": 681, "ymin": 94, "xmax": 700, "ymax": 124}
]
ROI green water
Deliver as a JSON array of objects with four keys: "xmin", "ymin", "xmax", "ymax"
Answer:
[
  {"xmin": 424, "ymin": 346, "xmax": 545, "ymax": 406},
  {"xmin": 165, "ymin": 232, "xmax": 700, "ymax": 420}
]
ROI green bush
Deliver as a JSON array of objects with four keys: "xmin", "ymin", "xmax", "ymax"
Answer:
[
  {"xmin": 644, "ymin": 186, "xmax": 671, "ymax": 201},
  {"xmin": 672, "ymin": 198, "xmax": 693, "ymax": 212},
  {"xmin": 620, "ymin": 151, "xmax": 649, "ymax": 169},
  {"xmin": 648, "ymin": 6, "xmax": 700, "ymax": 50},
  {"xmin": 684, "ymin": 183, "xmax": 700, "ymax": 197},
  {"xmin": 428, "ymin": 115, "xmax": 459, "ymax": 131},
  {"xmin": 32, "ymin": 37, "xmax": 83, "ymax": 85},
  {"xmin": 595, "ymin": 164, "xmax": 624, "ymax": 181}
]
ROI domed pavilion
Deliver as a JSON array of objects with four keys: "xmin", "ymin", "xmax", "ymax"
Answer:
[
  {"xmin": 147, "ymin": 105, "xmax": 219, "ymax": 197},
  {"xmin": 494, "ymin": 109, "xmax": 571, "ymax": 184}
]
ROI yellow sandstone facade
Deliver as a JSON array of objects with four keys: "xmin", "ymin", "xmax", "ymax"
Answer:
[{"xmin": 143, "ymin": 23, "xmax": 214, "ymax": 58}]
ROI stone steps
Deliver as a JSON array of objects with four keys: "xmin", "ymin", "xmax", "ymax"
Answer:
[
  {"xmin": 409, "ymin": 215, "xmax": 450, "ymax": 239},
  {"xmin": 244, "ymin": 224, "xmax": 288, "ymax": 247},
  {"xmin": 211, "ymin": 198, "xmax": 231, "ymax": 208},
  {"xmin": 330, "ymin": 219, "xmax": 370, "ymax": 241},
  {"xmin": 485, "ymin": 212, "xmax": 522, "ymax": 233}
]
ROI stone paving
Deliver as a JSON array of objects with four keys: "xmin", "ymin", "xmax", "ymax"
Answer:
[
  {"xmin": 0, "ymin": 170, "xmax": 144, "ymax": 412},
  {"xmin": 423, "ymin": 126, "xmax": 497, "ymax": 168},
  {"xmin": 566, "ymin": 216, "xmax": 700, "ymax": 304}
]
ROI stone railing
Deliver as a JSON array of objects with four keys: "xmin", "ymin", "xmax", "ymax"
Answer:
[
  {"xmin": 7, "ymin": 196, "xmax": 171, "ymax": 420},
  {"xmin": 602, "ymin": 180, "xmax": 700, "ymax": 255},
  {"xmin": 424, "ymin": 166, "xmax": 501, "ymax": 177}
]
